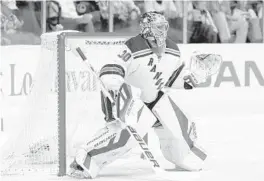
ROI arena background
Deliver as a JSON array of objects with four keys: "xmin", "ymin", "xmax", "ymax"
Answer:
[{"xmin": 1, "ymin": 1, "xmax": 264, "ymax": 181}]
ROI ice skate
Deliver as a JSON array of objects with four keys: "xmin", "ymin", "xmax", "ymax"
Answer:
[{"xmin": 67, "ymin": 159, "xmax": 91, "ymax": 179}]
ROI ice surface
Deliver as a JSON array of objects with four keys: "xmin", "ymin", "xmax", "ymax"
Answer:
[
  {"xmin": 1, "ymin": 52, "xmax": 264, "ymax": 181},
  {"xmin": 2, "ymin": 113, "xmax": 264, "ymax": 181}
]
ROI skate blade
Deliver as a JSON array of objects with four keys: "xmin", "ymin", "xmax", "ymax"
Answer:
[{"xmin": 67, "ymin": 168, "xmax": 88, "ymax": 179}]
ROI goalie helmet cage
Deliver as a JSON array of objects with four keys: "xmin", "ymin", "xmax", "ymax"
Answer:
[{"xmin": 1, "ymin": 31, "xmax": 140, "ymax": 177}]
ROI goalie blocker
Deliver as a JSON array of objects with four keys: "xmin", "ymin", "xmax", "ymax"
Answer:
[{"xmin": 70, "ymin": 83, "xmax": 207, "ymax": 178}]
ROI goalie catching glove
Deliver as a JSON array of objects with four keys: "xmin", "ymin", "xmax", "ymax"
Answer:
[{"xmin": 182, "ymin": 51, "xmax": 222, "ymax": 88}]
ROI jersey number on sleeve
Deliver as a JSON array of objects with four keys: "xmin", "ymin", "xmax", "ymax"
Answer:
[{"xmin": 118, "ymin": 50, "xmax": 131, "ymax": 62}]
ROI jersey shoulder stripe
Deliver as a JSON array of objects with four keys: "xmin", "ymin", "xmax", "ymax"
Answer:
[
  {"xmin": 133, "ymin": 50, "xmax": 153, "ymax": 59},
  {"xmin": 165, "ymin": 49, "xmax": 180, "ymax": 57},
  {"xmin": 125, "ymin": 35, "xmax": 149, "ymax": 54},
  {"xmin": 165, "ymin": 38, "xmax": 180, "ymax": 57},
  {"xmin": 165, "ymin": 38, "xmax": 180, "ymax": 51}
]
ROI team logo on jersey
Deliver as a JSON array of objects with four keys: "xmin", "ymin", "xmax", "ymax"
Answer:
[{"xmin": 148, "ymin": 58, "xmax": 164, "ymax": 90}]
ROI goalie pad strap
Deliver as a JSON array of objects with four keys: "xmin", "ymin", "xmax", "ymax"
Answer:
[
  {"xmin": 145, "ymin": 91, "xmax": 164, "ymax": 110},
  {"xmin": 144, "ymin": 91, "xmax": 164, "ymax": 127}
]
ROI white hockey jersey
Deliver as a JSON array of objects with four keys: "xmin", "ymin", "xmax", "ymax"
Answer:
[{"xmin": 100, "ymin": 35, "xmax": 183, "ymax": 103}]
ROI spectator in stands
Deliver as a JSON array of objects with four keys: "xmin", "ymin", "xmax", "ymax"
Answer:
[
  {"xmin": 74, "ymin": 1, "xmax": 103, "ymax": 32},
  {"xmin": 53, "ymin": 0, "xmax": 99, "ymax": 32},
  {"xmin": 228, "ymin": 1, "xmax": 250, "ymax": 42},
  {"xmin": 210, "ymin": 1, "xmax": 249, "ymax": 43},
  {"xmin": 246, "ymin": 1, "xmax": 263, "ymax": 42},
  {"xmin": 97, "ymin": 0, "xmax": 141, "ymax": 32},
  {"xmin": 144, "ymin": 0, "xmax": 178, "ymax": 17},
  {"xmin": 208, "ymin": 1, "xmax": 231, "ymax": 43},
  {"xmin": 1, "ymin": 0, "xmax": 21, "ymax": 45},
  {"xmin": 247, "ymin": 1, "xmax": 263, "ymax": 18},
  {"xmin": 114, "ymin": 7, "xmax": 141, "ymax": 33},
  {"xmin": 46, "ymin": 1, "xmax": 63, "ymax": 32},
  {"xmin": 15, "ymin": 1, "xmax": 42, "ymax": 35},
  {"xmin": 188, "ymin": 1, "xmax": 218, "ymax": 43},
  {"xmin": 134, "ymin": 0, "xmax": 145, "ymax": 14},
  {"xmin": 1, "ymin": 0, "xmax": 40, "ymax": 45},
  {"xmin": 255, "ymin": 1, "xmax": 263, "ymax": 34}
]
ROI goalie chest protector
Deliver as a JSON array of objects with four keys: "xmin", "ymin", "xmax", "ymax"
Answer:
[{"xmin": 124, "ymin": 35, "xmax": 182, "ymax": 103}]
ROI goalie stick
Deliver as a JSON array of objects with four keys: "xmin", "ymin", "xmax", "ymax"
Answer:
[
  {"xmin": 75, "ymin": 47, "xmax": 199, "ymax": 181},
  {"xmin": 75, "ymin": 47, "xmax": 160, "ymax": 167}
]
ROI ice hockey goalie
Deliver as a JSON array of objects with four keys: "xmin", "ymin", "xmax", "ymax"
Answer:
[{"xmin": 69, "ymin": 11, "xmax": 212, "ymax": 179}]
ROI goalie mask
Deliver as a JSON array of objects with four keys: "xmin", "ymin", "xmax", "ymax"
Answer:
[{"xmin": 140, "ymin": 11, "xmax": 169, "ymax": 47}]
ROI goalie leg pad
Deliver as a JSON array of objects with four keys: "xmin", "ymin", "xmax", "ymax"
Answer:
[
  {"xmin": 74, "ymin": 120, "xmax": 132, "ymax": 178},
  {"xmin": 152, "ymin": 94, "xmax": 207, "ymax": 171},
  {"xmin": 73, "ymin": 99, "xmax": 157, "ymax": 178}
]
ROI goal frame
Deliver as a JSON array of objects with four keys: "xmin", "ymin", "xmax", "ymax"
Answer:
[{"xmin": 56, "ymin": 32, "xmax": 135, "ymax": 176}]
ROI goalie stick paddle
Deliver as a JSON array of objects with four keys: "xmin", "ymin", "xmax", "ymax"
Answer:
[{"xmin": 75, "ymin": 47, "xmax": 199, "ymax": 180}]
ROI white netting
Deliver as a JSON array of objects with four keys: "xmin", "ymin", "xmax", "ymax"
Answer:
[
  {"xmin": 1, "ymin": 32, "xmax": 139, "ymax": 177},
  {"xmin": 1, "ymin": 31, "xmax": 60, "ymax": 176}
]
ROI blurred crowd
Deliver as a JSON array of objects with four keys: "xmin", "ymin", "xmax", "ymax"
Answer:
[{"xmin": 1, "ymin": 0, "xmax": 263, "ymax": 45}]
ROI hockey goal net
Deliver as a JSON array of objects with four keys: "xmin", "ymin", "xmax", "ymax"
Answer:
[{"xmin": 1, "ymin": 31, "xmax": 139, "ymax": 176}]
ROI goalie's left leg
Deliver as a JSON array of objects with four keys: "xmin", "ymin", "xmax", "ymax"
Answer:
[
  {"xmin": 68, "ymin": 120, "xmax": 132, "ymax": 179},
  {"xmin": 151, "ymin": 93, "xmax": 207, "ymax": 171},
  {"xmin": 68, "ymin": 84, "xmax": 158, "ymax": 179}
]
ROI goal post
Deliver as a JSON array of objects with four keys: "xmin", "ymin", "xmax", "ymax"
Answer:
[
  {"xmin": 57, "ymin": 32, "xmax": 66, "ymax": 176},
  {"xmin": 56, "ymin": 31, "xmax": 135, "ymax": 175}
]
